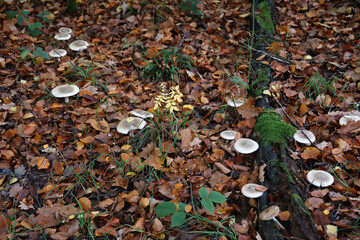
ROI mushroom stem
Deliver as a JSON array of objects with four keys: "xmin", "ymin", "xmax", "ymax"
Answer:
[
  {"xmin": 64, "ymin": 97, "xmax": 70, "ymax": 103},
  {"xmin": 272, "ymin": 217, "xmax": 285, "ymax": 230}
]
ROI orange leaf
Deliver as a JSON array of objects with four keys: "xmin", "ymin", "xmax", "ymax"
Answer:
[
  {"xmin": 147, "ymin": 148, "xmax": 164, "ymax": 170},
  {"xmin": 152, "ymin": 218, "xmax": 164, "ymax": 232},
  {"xmin": 237, "ymin": 104, "xmax": 263, "ymax": 119},
  {"xmin": 255, "ymin": 185, "xmax": 268, "ymax": 192},
  {"xmin": 278, "ymin": 211, "xmax": 290, "ymax": 221},
  {"xmin": 89, "ymin": 119, "xmax": 110, "ymax": 133},
  {"xmin": 300, "ymin": 147, "xmax": 320, "ymax": 161},
  {"xmin": 37, "ymin": 157, "xmax": 50, "ymax": 170},
  {"xmin": 1, "ymin": 150, "xmax": 14, "ymax": 159},
  {"xmin": 95, "ymin": 225, "xmax": 117, "ymax": 237},
  {"xmin": 80, "ymin": 136, "xmax": 95, "ymax": 144},
  {"xmin": 300, "ymin": 104, "xmax": 309, "ymax": 115},
  {"xmin": 23, "ymin": 123, "xmax": 37, "ymax": 135},
  {"xmin": 53, "ymin": 161, "xmax": 64, "ymax": 175},
  {"xmin": 78, "ymin": 197, "xmax": 92, "ymax": 211}
]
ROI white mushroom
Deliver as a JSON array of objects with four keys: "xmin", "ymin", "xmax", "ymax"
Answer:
[
  {"xmin": 220, "ymin": 130, "xmax": 238, "ymax": 140},
  {"xmin": 234, "ymin": 138, "xmax": 259, "ymax": 154},
  {"xmin": 241, "ymin": 183, "xmax": 265, "ymax": 198},
  {"xmin": 54, "ymin": 33, "xmax": 71, "ymax": 40},
  {"xmin": 69, "ymin": 40, "xmax": 89, "ymax": 51},
  {"xmin": 259, "ymin": 205, "xmax": 285, "ymax": 230},
  {"xmin": 339, "ymin": 115, "xmax": 360, "ymax": 126},
  {"xmin": 59, "ymin": 27, "xmax": 72, "ymax": 34},
  {"xmin": 293, "ymin": 130, "xmax": 315, "ymax": 145},
  {"xmin": 130, "ymin": 110, "xmax": 154, "ymax": 119},
  {"xmin": 117, "ymin": 117, "xmax": 147, "ymax": 135},
  {"xmin": 51, "ymin": 85, "xmax": 79, "ymax": 103},
  {"xmin": 49, "ymin": 49, "xmax": 67, "ymax": 59},
  {"xmin": 307, "ymin": 170, "xmax": 334, "ymax": 187},
  {"xmin": 227, "ymin": 98, "xmax": 245, "ymax": 107}
]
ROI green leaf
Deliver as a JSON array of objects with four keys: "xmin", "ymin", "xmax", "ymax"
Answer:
[
  {"xmin": 28, "ymin": 23, "xmax": 36, "ymax": 31},
  {"xmin": 6, "ymin": 11, "xmax": 17, "ymax": 19},
  {"xmin": 154, "ymin": 202, "xmax": 177, "ymax": 217},
  {"xmin": 201, "ymin": 198, "xmax": 214, "ymax": 213},
  {"xmin": 34, "ymin": 22, "xmax": 43, "ymax": 28},
  {"xmin": 178, "ymin": 202, "xmax": 186, "ymax": 212},
  {"xmin": 40, "ymin": 51, "xmax": 50, "ymax": 60},
  {"xmin": 29, "ymin": 29, "xmax": 43, "ymax": 36},
  {"xmin": 208, "ymin": 191, "xmax": 227, "ymax": 203},
  {"xmin": 198, "ymin": 187, "xmax": 208, "ymax": 199},
  {"xmin": 171, "ymin": 211, "xmax": 186, "ymax": 228},
  {"xmin": 17, "ymin": 15, "xmax": 25, "ymax": 24},
  {"xmin": 21, "ymin": 10, "xmax": 30, "ymax": 15},
  {"xmin": 21, "ymin": 49, "xmax": 31, "ymax": 59}
]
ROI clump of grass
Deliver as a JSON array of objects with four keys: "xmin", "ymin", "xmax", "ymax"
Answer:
[
  {"xmin": 141, "ymin": 47, "xmax": 193, "ymax": 83},
  {"xmin": 301, "ymin": 72, "xmax": 335, "ymax": 100}
]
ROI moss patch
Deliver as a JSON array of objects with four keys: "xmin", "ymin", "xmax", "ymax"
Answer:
[
  {"xmin": 254, "ymin": 111, "xmax": 296, "ymax": 147},
  {"xmin": 292, "ymin": 194, "xmax": 312, "ymax": 217},
  {"xmin": 279, "ymin": 162, "xmax": 295, "ymax": 184},
  {"xmin": 255, "ymin": 1, "xmax": 275, "ymax": 35},
  {"xmin": 250, "ymin": 68, "xmax": 269, "ymax": 95}
]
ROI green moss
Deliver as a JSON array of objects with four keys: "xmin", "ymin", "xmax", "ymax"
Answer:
[
  {"xmin": 250, "ymin": 68, "xmax": 269, "ymax": 95},
  {"xmin": 254, "ymin": 111, "xmax": 296, "ymax": 147},
  {"xmin": 279, "ymin": 162, "xmax": 295, "ymax": 184},
  {"xmin": 255, "ymin": 1, "xmax": 275, "ymax": 35},
  {"xmin": 66, "ymin": 0, "xmax": 77, "ymax": 14},
  {"xmin": 292, "ymin": 194, "xmax": 312, "ymax": 217}
]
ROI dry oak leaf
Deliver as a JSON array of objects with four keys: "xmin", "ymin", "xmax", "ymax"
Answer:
[
  {"xmin": 305, "ymin": 197, "xmax": 324, "ymax": 211},
  {"xmin": 237, "ymin": 104, "xmax": 264, "ymax": 119},
  {"xmin": 37, "ymin": 157, "xmax": 50, "ymax": 170},
  {"xmin": 89, "ymin": 119, "xmax": 110, "ymax": 133},
  {"xmin": 152, "ymin": 218, "xmax": 164, "ymax": 232},
  {"xmin": 147, "ymin": 148, "xmax": 164, "ymax": 170},
  {"xmin": 79, "ymin": 197, "xmax": 92, "ymax": 211},
  {"xmin": 300, "ymin": 147, "xmax": 320, "ymax": 161}
]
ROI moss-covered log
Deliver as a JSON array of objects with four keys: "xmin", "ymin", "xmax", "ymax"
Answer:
[{"xmin": 243, "ymin": 0, "xmax": 321, "ymax": 239}]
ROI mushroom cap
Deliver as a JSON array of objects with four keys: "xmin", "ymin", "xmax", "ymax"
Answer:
[
  {"xmin": 234, "ymin": 138, "xmax": 259, "ymax": 154},
  {"xmin": 116, "ymin": 117, "xmax": 147, "ymax": 134},
  {"xmin": 220, "ymin": 130, "xmax": 238, "ymax": 140},
  {"xmin": 49, "ymin": 49, "xmax": 67, "ymax": 58},
  {"xmin": 51, "ymin": 85, "xmax": 79, "ymax": 98},
  {"xmin": 259, "ymin": 206, "xmax": 280, "ymax": 220},
  {"xmin": 307, "ymin": 170, "xmax": 334, "ymax": 187},
  {"xmin": 69, "ymin": 40, "xmax": 89, "ymax": 51},
  {"xmin": 59, "ymin": 27, "xmax": 72, "ymax": 34},
  {"xmin": 241, "ymin": 183, "xmax": 264, "ymax": 198},
  {"xmin": 130, "ymin": 110, "xmax": 154, "ymax": 119},
  {"xmin": 339, "ymin": 115, "xmax": 360, "ymax": 126},
  {"xmin": 227, "ymin": 98, "xmax": 245, "ymax": 107},
  {"xmin": 293, "ymin": 130, "xmax": 315, "ymax": 145},
  {"xmin": 54, "ymin": 33, "xmax": 71, "ymax": 40}
]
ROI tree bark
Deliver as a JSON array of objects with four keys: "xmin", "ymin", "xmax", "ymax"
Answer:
[{"xmin": 248, "ymin": 0, "xmax": 321, "ymax": 239}]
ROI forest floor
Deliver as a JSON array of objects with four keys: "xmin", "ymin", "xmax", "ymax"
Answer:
[{"xmin": 0, "ymin": 0, "xmax": 360, "ymax": 239}]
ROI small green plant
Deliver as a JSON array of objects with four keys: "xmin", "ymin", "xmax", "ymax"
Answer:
[
  {"xmin": 20, "ymin": 47, "xmax": 50, "ymax": 61},
  {"xmin": 64, "ymin": 64, "xmax": 108, "ymax": 92},
  {"xmin": 141, "ymin": 47, "xmax": 193, "ymax": 83},
  {"xmin": 198, "ymin": 187, "xmax": 227, "ymax": 213},
  {"xmin": 301, "ymin": 72, "xmax": 335, "ymax": 100},
  {"xmin": 178, "ymin": 0, "xmax": 203, "ymax": 16},
  {"xmin": 7, "ymin": 9, "xmax": 50, "ymax": 37},
  {"xmin": 154, "ymin": 187, "xmax": 227, "ymax": 228}
]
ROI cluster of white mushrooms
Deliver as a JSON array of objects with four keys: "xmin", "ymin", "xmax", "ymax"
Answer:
[
  {"xmin": 116, "ymin": 110, "xmax": 154, "ymax": 135},
  {"xmin": 50, "ymin": 27, "xmax": 90, "ymax": 103},
  {"xmin": 220, "ymin": 116, "xmax": 336, "ymax": 231}
]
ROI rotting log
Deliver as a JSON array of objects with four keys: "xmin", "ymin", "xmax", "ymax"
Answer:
[{"xmin": 246, "ymin": 0, "xmax": 321, "ymax": 239}]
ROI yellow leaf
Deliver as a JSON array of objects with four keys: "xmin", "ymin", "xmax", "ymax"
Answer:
[{"xmin": 37, "ymin": 157, "xmax": 50, "ymax": 170}]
